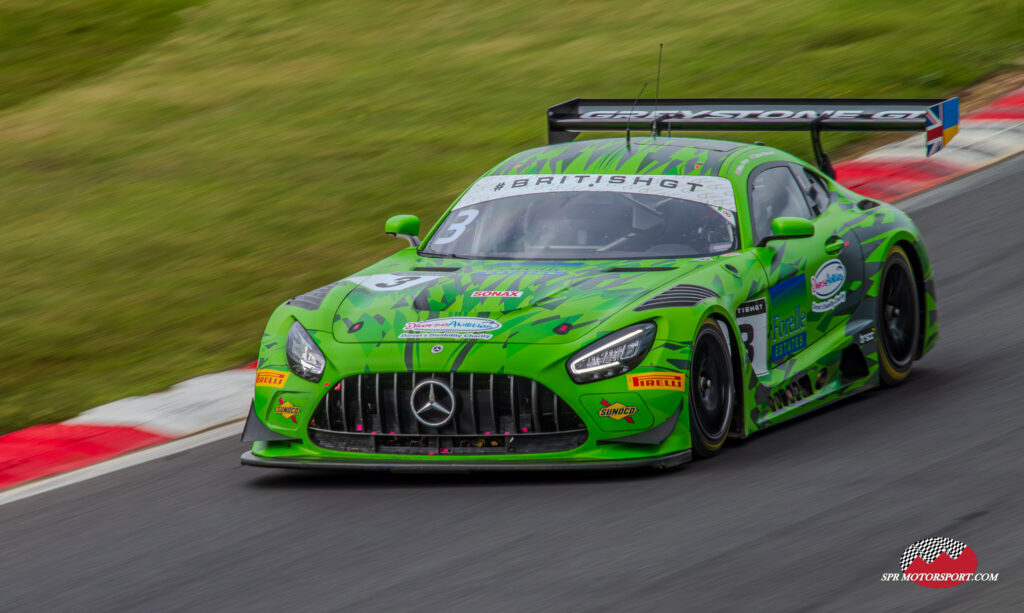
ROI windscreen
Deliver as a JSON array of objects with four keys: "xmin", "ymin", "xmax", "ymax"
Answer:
[{"xmin": 421, "ymin": 174, "xmax": 738, "ymax": 260}]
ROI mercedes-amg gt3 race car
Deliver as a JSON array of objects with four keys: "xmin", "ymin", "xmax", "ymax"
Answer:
[{"xmin": 241, "ymin": 96, "xmax": 959, "ymax": 471}]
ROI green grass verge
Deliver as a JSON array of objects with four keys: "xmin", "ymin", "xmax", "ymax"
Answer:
[
  {"xmin": 1, "ymin": 0, "xmax": 1022, "ymax": 433},
  {"xmin": 0, "ymin": 0, "xmax": 200, "ymax": 113}
]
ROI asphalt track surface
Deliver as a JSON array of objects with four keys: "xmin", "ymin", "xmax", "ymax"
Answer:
[{"xmin": 3, "ymin": 155, "xmax": 1024, "ymax": 612}]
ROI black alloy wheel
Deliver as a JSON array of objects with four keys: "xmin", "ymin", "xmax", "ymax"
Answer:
[
  {"xmin": 877, "ymin": 246, "xmax": 920, "ymax": 386},
  {"xmin": 689, "ymin": 320, "xmax": 734, "ymax": 458}
]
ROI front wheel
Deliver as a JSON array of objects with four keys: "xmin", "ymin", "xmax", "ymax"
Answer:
[
  {"xmin": 877, "ymin": 245, "xmax": 920, "ymax": 386},
  {"xmin": 689, "ymin": 320, "xmax": 734, "ymax": 458}
]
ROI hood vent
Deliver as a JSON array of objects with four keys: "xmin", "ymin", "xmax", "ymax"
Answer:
[{"xmin": 634, "ymin": 284, "xmax": 719, "ymax": 311}]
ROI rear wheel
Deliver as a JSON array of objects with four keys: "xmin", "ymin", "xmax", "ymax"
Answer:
[
  {"xmin": 689, "ymin": 320, "xmax": 734, "ymax": 458},
  {"xmin": 877, "ymin": 245, "xmax": 920, "ymax": 386}
]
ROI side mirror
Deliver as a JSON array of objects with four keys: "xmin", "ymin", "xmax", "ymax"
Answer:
[
  {"xmin": 385, "ymin": 214, "xmax": 421, "ymax": 247},
  {"xmin": 757, "ymin": 216, "xmax": 814, "ymax": 247}
]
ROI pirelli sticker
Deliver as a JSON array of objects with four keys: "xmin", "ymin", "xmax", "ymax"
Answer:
[
  {"xmin": 255, "ymin": 369, "xmax": 289, "ymax": 388},
  {"xmin": 627, "ymin": 372, "xmax": 685, "ymax": 391}
]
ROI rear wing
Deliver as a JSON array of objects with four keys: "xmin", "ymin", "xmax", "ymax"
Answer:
[{"xmin": 547, "ymin": 97, "xmax": 960, "ymax": 176}]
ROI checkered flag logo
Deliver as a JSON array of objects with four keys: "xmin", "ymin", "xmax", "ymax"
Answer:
[{"xmin": 900, "ymin": 537, "xmax": 968, "ymax": 572}]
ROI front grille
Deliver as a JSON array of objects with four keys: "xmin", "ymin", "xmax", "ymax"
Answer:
[{"xmin": 308, "ymin": 373, "xmax": 588, "ymax": 455}]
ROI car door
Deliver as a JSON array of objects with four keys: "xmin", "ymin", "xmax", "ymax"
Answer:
[
  {"xmin": 747, "ymin": 164, "xmax": 857, "ymax": 367},
  {"xmin": 790, "ymin": 163, "xmax": 865, "ymax": 332}
]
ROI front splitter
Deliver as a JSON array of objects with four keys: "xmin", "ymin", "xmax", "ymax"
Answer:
[{"xmin": 240, "ymin": 450, "xmax": 691, "ymax": 473}]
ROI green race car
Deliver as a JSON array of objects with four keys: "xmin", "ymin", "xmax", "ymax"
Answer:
[{"xmin": 241, "ymin": 96, "xmax": 959, "ymax": 471}]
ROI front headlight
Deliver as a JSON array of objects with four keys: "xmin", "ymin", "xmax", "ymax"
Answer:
[
  {"xmin": 567, "ymin": 323, "xmax": 656, "ymax": 383},
  {"xmin": 286, "ymin": 321, "xmax": 326, "ymax": 382}
]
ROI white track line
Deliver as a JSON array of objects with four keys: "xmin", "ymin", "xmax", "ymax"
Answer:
[{"xmin": 0, "ymin": 420, "xmax": 242, "ymax": 507}]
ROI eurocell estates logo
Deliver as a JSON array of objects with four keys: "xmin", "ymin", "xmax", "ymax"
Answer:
[{"xmin": 881, "ymin": 538, "xmax": 998, "ymax": 588}]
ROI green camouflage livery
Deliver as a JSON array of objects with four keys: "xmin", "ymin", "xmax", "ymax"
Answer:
[{"xmin": 241, "ymin": 136, "xmax": 937, "ymax": 470}]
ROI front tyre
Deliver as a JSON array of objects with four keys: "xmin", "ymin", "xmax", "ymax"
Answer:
[
  {"xmin": 689, "ymin": 320, "xmax": 734, "ymax": 458},
  {"xmin": 877, "ymin": 245, "xmax": 920, "ymax": 386}
]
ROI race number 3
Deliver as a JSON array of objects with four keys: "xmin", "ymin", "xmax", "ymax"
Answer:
[
  {"xmin": 346, "ymin": 273, "xmax": 439, "ymax": 292},
  {"xmin": 736, "ymin": 299, "xmax": 768, "ymax": 377},
  {"xmin": 431, "ymin": 209, "xmax": 479, "ymax": 245},
  {"xmin": 374, "ymin": 275, "xmax": 421, "ymax": 289}
]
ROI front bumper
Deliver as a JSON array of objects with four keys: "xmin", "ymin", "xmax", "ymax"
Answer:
[
  {"xmin": 240, "ymin": 449, "xmax": 691, "ymax": 472},
  {"xmin": 247, "ymin": 333, "xmax": 694, "ymax": 467}
]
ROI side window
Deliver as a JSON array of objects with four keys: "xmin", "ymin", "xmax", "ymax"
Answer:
[
  {"xmin": 793, "ymin": 166, "xmax": 832, "ymax": 214},
  {"xmin": 748, "ymin": 166, "xmax": 813, "ymax": 245}
]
